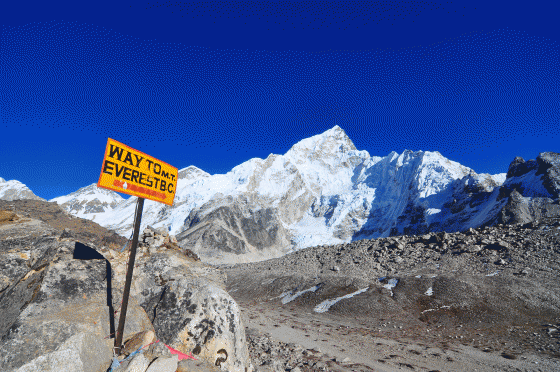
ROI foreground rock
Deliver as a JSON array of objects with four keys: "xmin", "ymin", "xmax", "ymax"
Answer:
[
  {"xmin": 108, "ymin": 225, "xmax": 252, "ymax": 372},
  {"xmin": 0, "ymin": 216, "xmax": 156, "ymax": 372},
  {"xmin": 0, "ymin": 216, "xmax": 253, "ymax": 372}
]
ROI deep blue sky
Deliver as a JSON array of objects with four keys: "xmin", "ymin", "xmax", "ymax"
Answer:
[{"xmin": 1, "ymin": 0, "xmax": 559, "ymax": 201}]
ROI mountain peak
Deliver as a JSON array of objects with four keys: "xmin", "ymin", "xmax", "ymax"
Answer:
[
  {"xmin": 286, "ymin": 125, "xmax": 357, "ymax": 160},
  {"xmin": 0, "ymin": 178, "xmax": 46, "ymax": 201},
  {"xmin": 49, "ymin": 183, "xmax": 124, "ymax": 216},
  {"xmin": 178, "ymin": 165, "xmax": 211, "ymax": 180}
]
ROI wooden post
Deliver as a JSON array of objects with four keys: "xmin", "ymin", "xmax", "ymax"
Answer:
[{"xmin": 114, "ymin": 197, "xmax": 145, "ymax": 354}]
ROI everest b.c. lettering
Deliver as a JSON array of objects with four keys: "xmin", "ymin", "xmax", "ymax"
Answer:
[
  {"xmin": 98, "ymin": 139, "xmax": 178, "ymax": 206},
  {"xmin": 102, "ymin": 160, "xmax": 174, "ymax": 194}
]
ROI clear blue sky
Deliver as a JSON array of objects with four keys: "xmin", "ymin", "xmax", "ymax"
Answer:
[{"xmin": 1, "ymin": 0, "xmax": 559, "ymax": 201}]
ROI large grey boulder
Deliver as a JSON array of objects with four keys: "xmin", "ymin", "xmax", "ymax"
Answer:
[
  {"xmin": 13, "ymin": 332, "xmax": 112, "ymax": 372},
  {"xmin": 1, "ymin": 213, "xmax": 254, "ymax": 372},
  {"xmin": 0, "ymin": 216, "xmax": 154, "ymax": 372},
  {"xmin": 108, "ymin": 235, "xmax": 253, "ymax": 372}
]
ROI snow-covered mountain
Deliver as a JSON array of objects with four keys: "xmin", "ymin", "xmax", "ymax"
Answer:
[
  {"xmin": 48, "ymin": 184, "xmax": 124, "ymax": 220},
  {"xmin": 0, "ymin": 177, "xmax": 46, "ymax": 201},
  {"xmin": 14, "ymin": 125, "xmax": 559, "ymax": 264}
]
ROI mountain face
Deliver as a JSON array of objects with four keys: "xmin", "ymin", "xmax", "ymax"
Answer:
[
  {"xmin": 46, "ymin": 126, "xmax": 559, "ymax": 264},
  {"xmin": 0, "ymin": 177, "xmax": 46, "ymax": 202},
  {"xmin": 48, "ymin": 183, "xmax": 124, "ymax": 220}
]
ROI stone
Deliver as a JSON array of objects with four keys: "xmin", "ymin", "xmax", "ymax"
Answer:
[
  {"xmin": 145, "ymin": 355, "xmax": 178, "ymax": 372},
  {"xmin": 124, "ymin": 353, "xmax": 149, "ymax": 372},
  {"xmin": 60, "ymin": 227, "xmax": 74, "ymax": 239},
  {"xmin": 122, "ymin": 331, "xmax": 156, "ymax": 356},
  {"xmin": 12, "ymin": 332, "xmax": 112, "ymax": 372},
  {"xmin": 143, "ymin": 340, "xmax": 172, "ymax": 362},
  {"xmin": 331, "ymin": 265, "xmax": 340, "ymax": 272},
  {"xmin": 176, "ymin": 358, "xmax": 222, "ymax": 372},
  {"xmin": 117, "ymin": 250, "xmax": 250, "ymax": 372},
  {"xmin": 0, "ymin": 221, "xmax": 154, "ymax": 371},
  {"xmin": 0, "ymin": 244, "xmax": 114, "ymax": 371}
]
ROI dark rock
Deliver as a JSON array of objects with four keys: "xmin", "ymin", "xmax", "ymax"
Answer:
[
  {"xmin": 507, "ymin": 157, "xmax": 538, "ymax": 178},
  {"xmin": 536, "ymin": 152, "xmax": 560, "ymax": 198}
]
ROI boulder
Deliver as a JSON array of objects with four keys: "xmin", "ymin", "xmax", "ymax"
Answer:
[
  {"xmin": 0, "ymin": 219, "xmax": 154, "ymax": 372},
  {"xmin": 12, "ymin": 332, "xmax": 112, "ymax": 372},
  {"xmin": 177, "ymin": 358, "xmax": 222, "ymax": 372},
  {"xmin": 124, "ymin": 353, "xmax": 149, "ymax": 372},
  {"xmin": 114, "ymin": 250, "xmax": 251, "ymax": 372},
  {"xmin": 1, "ymin": 214, "xmax": 253, "ymax": 372}
]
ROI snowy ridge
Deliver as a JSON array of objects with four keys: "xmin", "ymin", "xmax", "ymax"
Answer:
[
  {"xmin": 0, "ymin": 178, "xmax": 46, "ymax": 201},
  {"xmin": 40, "ymin": 126, "xmax": 557, "ymax": 263},
  {"xmin": 49, "ymin": 183, "xmax": 124, "ymax": 219}
]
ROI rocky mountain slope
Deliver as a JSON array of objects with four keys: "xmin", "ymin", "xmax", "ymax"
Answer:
[{"xmin": 0, "ymin": 199, "xmax": 128, "ymax": 252}]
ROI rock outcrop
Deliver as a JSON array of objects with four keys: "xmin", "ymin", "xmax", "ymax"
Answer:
[
  {"xmin": 0, "ymin": 214, "xmax": 253, "ymax": 372},
  {"xmin": 177, "ymin": 194, "xmax": 293, "ymax": 264},
  {"xmin": 109, "ymin": 225, "xmax": 252, "ymax": 372},
  {"xmin": 0, "ymin": 216, "xmax": 155, "ymax": 372}
]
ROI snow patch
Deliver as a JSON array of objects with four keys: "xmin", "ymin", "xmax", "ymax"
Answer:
[
  {"xmin": 380, "ymin": 278, "xmax": 399, "ymax": 297},
  {"xmin": 421, "ymin": 305, "xmax": 451, "ymax": 314},
  {"xmin": 314, "ymin": 287, "xmax": 369, "ymax": 313},
  {"xmin": 277, "ymin": 284, "xmax": 323, "ymax": 304}
]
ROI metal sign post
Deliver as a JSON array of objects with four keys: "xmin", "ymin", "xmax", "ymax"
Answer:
[
  {"xmin": 114, "ymin": 197, "xmax": 144, "ymax": 354},
  {"xmin": 97, "ymin": 137, "xmax": 178, "ymax": 354}
]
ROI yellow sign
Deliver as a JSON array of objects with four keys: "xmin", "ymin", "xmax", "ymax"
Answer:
[{"xmin": 97, "ymin": 138, "xmax": 178, "ymax": 206}]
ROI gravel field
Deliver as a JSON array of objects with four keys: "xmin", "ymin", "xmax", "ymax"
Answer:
[{"xmin": 223, "ymin": 217, "xmax": 560, "ymax": 371}]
